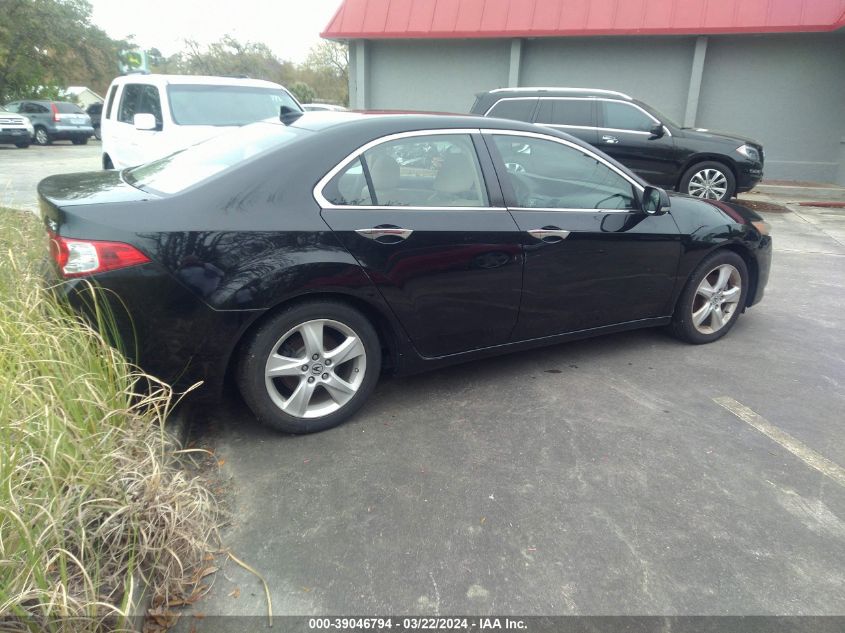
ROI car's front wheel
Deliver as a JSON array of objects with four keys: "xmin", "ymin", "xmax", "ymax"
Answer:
[
  {"xmin": 15, "ymin": 141, "xmax": 30, "ymax": 149},
  {"xmin": 237, "ymin": 301, "xmax": 382, "ymax": 434},
  {"xmin": 680, "ymin": 161, "xmax": 735, "ymax": 201},
  {"xmin": 671, "ymin": 250, "xmax": 748, "ymax": 344}
]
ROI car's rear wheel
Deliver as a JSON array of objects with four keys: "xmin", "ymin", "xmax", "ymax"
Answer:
[
  {"xmin": 34, "ymin": 126, "xmax": 51, "ymax": 146},
  {"xmin": 15, "ymin": 142, "xmax": 30, "ymax": 149},
  {"xmin": 680, "ymin": 161, "xmax": 735, "ymax": 201},
  {"xmin": 93, "ymin": 126, "xmax": 101, "ymax": 140},
  {"xmin": 671, "ymin": 250, "xmax": 748, "ymax": 344},
  {"xmin": 71, "ymin": 136, "xmax": 88, "ymax": 145},
  {"xmin": 102, "ymin": 154, "xmax": 114, "ymax": 170},
  {"xmin": 237, "ymin": 301, "xmax": 381, "ymax": 434}
]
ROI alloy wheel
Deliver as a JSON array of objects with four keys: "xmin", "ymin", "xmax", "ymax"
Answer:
[
  {"xmin": 34, "ymin": 128, "xmax": 49, "ymax": 145},
  {"xmin": 264, "ymin": 318, "xmax": 367, "ymax": 419},
  {"xmin": 691, "ymin": 264, "xmax": 742, "ymax": 334},
  {"xmin": 688, "ymin": 168, "xmax": 728, "ymax": 200}
]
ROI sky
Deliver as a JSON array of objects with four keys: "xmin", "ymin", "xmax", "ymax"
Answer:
[{"xmin": 88, "ymin": 0, "xmax": 344, "ymax": 63}]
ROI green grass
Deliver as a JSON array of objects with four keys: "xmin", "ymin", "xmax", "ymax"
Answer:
[{"xmin": 0, "ymin": 208, "xmax": 217, "ymax": 631}]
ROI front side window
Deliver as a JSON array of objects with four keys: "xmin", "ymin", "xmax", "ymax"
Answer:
[
  {"xmin": 535, "ymin": 99, "xmax": 593, "ymax": 127},
  {"xmin": 323, "ymin": 134, "xmax": 488, "ymax": 208},
  {"xmin": 137, "ymin": 85, "xmax": 163, "ymax": 126},
  {"xmin": 487, "ymin": 99, "xmax": 538, "ymax": 122},
  {"xmin": 167, "ymin": 85, "xmax": 300, "ymax": 126},
  {"xmin": 492, "ymin": 134, "xmax": 637, "ymax": 210},
  {"xmin": 118, "ymin": 84, "xmax": 143, "ymax": 123},
  {"xmin": 602, "ymin": 102, "xmax": 656, "ymax": 133}
]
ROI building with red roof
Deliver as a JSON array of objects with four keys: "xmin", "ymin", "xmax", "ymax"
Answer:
[{"xmin": 324, "ymin": 0, "xmax": 845, "ymax": 185}]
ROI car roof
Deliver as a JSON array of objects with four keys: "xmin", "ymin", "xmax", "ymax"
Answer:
[
  {"xmin": 109, "ymin": 74, "xmax": 284, "ymax": 90},
  {"xmin": 284, "ymin": 110, "xmax": 542, "ymax": 135},
  {"xmin": 483, "ymin": 87, "xmax": 634, "ymax": 100}
]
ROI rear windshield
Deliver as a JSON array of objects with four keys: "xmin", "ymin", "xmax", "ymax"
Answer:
[
  {"xmin": 55, "ymin": 102, "xmax": 84, "ymax": 113},
  {"xmin": 167, "ymin": 85, "xmax": 301, "ymax": 126},
  {"xmin": 124, "ymin": 122, "xmax": 303, "ymax": 194}
]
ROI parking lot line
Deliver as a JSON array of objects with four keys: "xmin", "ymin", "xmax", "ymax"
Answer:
[{"xmin": 714, "ymin": 396, "xmax": 845, "ymax": 488}]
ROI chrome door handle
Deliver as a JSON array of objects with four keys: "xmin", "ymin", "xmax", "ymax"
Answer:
[
  {"xmin": 602, "ymin": 135, "xmax": 619, "ymax": 144},
  {"xmin": 355, "ymin": 227, "xmax": 413, "ymax": 241},
  {"xmin": 527, "ymin": 228, "xmax": 570, "ymax": 242}
]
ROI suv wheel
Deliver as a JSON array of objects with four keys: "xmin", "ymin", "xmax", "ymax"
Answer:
[
  {"xmin": 71, "ymin": 136, "xmax": 88, "ymax": 145},
  {"xmin": 237, "ymin": 301, "xmax": 382, "ymax": 434},
  {"xmin": 15, "ymin": 142, "xmax": 30, "ymax": 149},
  {"xmin": 94, "ymin": 125, "xmax": 101, "ymax": 140},
  {"xmin": 680, "ymin": 161, "xmax": 735, "ymax": 201},
  {"xmin": 33, "ymin": 126, "xmax": 51, "ymax": 146}
]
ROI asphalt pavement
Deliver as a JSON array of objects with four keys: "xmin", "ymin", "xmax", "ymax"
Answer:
[
  {"xmin": 174, "ymin": 201, "xmax": 845, "ymax": 628},
  {"xmin": 0, "ymin": 140, "xmax": 101, "ymax": 212}
]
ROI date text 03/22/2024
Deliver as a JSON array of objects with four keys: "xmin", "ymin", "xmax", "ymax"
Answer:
[{"xmin": 308, "ymin": 617, "xmax": 528, "ymax": 630}]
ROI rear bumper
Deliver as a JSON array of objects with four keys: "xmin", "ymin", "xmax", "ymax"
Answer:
[
  {"xmin": 46, "ymin": 261, "xmax": 257, "ymax": 399},
  {"xmin": 50, "ymin": 125, "xmax": 94, "ymax": 138}
]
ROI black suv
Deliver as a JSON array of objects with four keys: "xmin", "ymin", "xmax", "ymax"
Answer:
[{"xmin": 471, "ymin": 88, "xmax": 764, "ymax": 201}]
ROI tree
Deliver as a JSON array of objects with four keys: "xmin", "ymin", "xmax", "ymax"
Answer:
[
  {"xmin": 0, "ymin": 0, "xmax": 125, "ymax": 101},
  {"xmin": 304, "ymin": 40, "xmax": 349, "ymax": 105},
  {"xmin": 289, "ymin": 81, "xmax": 315, "ymax": 104}
]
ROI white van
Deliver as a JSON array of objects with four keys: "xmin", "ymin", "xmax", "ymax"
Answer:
[{"xmin": 100, "ymin": 74, "xmax": 301, "ymax": 169}]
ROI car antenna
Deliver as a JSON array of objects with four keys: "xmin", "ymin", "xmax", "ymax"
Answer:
[{"xmin": 280, "ymin": 105, "xmax": 304, "ymax": 125}]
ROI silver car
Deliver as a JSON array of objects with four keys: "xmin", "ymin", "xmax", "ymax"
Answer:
[{"xmin": 3, "ymin": 100, "xmax": 94, "ymax": 145}]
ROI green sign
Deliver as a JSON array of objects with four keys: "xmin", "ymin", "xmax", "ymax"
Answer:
[{"xmin": 118, "ymin": 49, "xmax": 148, "ymax": 74}]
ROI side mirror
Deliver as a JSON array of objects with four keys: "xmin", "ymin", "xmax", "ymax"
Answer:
[
  {"xmin": 133, "ymin": 113, "xmax": 157, "ymax": 131},
  {"xmin": 648, "ymin": 123, "xmax": 665, "ymax": 139},
  {"xmin": 641, "ymin": 186, "xmax": 670, "ymax": 215}
]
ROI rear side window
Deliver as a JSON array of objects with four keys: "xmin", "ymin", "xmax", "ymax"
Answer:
[
  {"xmin": 323, "ymin": 134, "xmax": 488, "ymax": 208},
  {"xmin": 105, "ymin": 86, "xmax": 118, "ymax": 118},
  {"xmin": 486, "ymin": 99, "xmax": 538, "ymax": 122},
  {"xmin": 602, "ymin": 102, "xmax": 656, "ymax": 133},
  {"xmin": 54, "ymin": 102, "xmax": 83, "ymax": 113},
  {"xmin": 535, "ymin": 99, "xmax": 593, "ymax": 127}
]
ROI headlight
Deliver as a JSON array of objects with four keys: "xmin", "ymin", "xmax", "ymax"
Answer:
[{"xmin": 736, "ymin": 144, "xmax": 760, "ymax": 161}]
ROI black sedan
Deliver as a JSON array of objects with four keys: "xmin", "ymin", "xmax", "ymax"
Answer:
[{"xmin": 39, "ymin": 112, "xmax": 772, "ymax": 434}]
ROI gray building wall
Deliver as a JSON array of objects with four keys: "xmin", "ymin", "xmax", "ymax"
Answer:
[{"xmin": 349, "ymin": 31, "xmax": 845, "ymax": 185}]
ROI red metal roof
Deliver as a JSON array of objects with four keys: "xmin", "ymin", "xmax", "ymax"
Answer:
[{"xmin": 322, "ymin": 0, "xmax": 845, "ymax": 39}]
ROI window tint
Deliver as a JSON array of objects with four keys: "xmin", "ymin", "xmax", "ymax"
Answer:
[
  {"xmin": 54, "ymin": 102, "xmax": 83, "ymax": 113},
  {"xmin": 492, "ymin": 135, "xmax": 637, "ymax": 210},
  {"xmin": 22, "ymin": 103, "xmax": 48, "ymax": 113},
  {"xmin": 602, "ymin": 102, "xmax": 655, "ymax": 132},
  {"xmin": 487, "ymin": 99, "xmax": 537, "ymax": 122},
  {"xmin": 535, "ymin": 99, "xmax": 593, "ymax": 127},
  {"xmin": 105, "ymin": 86, "xmax": 118, "ymax": 118},
  {"xmin": 137, "ymin": 85, "xmax": 163, "ymax": 125},
  {"xmin": 325, "ymin": 134, "xmax": 488, "ymax": 208},
  {"xmin": 118, "ymin": 84, "xmax": 143, "ymax": 123}
]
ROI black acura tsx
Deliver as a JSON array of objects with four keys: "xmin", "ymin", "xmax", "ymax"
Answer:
[{"xmin": 39, "ymin": 111, "xmax": 772, "ymax": 433}]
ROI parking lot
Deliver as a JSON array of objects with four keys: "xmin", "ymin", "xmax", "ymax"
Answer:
[
  {"xmin": 171, "ymin": 202, "xmax": 845, "ymax": 624},
  {"xmin": 0, "ymin": 141, "xmax": 101, "ymax": 212},
  {"xmin": 1, "ymin": 145, "xmax": 843, "ymax": 623}
]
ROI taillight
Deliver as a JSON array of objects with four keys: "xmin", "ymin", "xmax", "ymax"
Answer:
[
  {"xmin": 48, "ymin": 232, "xmax": 150, "ymax": 278},
  {"xmin": 51, "ymin": 103, "xmax": 60, "ymax": 122}
]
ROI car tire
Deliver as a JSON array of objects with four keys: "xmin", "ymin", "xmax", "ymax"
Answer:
[
  {"xmin": 236, "ymin": 301, "xmax": 382, "ymax": 434},
  {"xmin": 680, "ymin": 161, "xmax": 735, "ymax": 202},
  {"xmin": 671, "ymin": 250, "xmax": 748, "ymax": 344},
  {"xmin": 33, "ymin": 126, "xmax": 51, "ymax": 146},
  {"xmin": 102, "ymin": 154, "xmax": 114, "ymax": 170},
  {"xmin": 71, "ymin": 136, "xmax": 89, "ymax": 145},
  {"xmin": 94, "ymin": 126, "xmax": 101, "ymax": 140},
  {"xmin": 15, "ymin": 142, "xmax": 30, "ymax": 149}
]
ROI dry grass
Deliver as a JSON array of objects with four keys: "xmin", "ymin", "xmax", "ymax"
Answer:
[{"xmin": 0, "ymin": 209, "xmax": 219, "ymax": 631}]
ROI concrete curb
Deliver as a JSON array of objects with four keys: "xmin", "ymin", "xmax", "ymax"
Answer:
[{"xmin": 751, "ymin": 183, "xmax": 845, "ymax": 201}]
